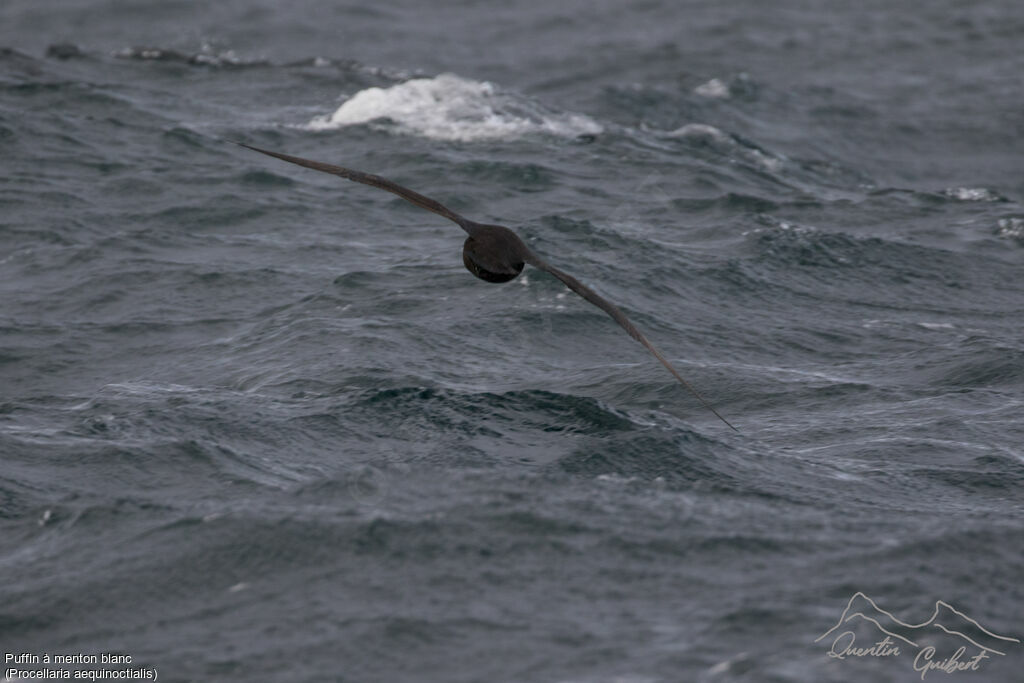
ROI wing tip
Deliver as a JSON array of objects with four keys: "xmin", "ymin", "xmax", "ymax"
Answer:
[
  {"xmin": 714, "ymin": 410, "xmax": 740, "ymax": 432},
  {"xmin": 226, "ymin": 139, "xmax": 263, "ymax": 154}
]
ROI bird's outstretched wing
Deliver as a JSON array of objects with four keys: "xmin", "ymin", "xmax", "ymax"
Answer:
[
  {"xmin": 236, "ymin": 141, "xmax": 736, "ymax": 430},
  {"xmin": 232, "ymin": 142, "xmax": 478, "ymax": 235},
  {"xmin": 523, "ymin": 252, "xmax": 738, "ymax": 431}
]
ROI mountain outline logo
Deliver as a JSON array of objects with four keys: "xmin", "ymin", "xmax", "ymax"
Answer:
[{"xmin": 816, "ymin": 592, "xmax": 1019, "ymax": 678}]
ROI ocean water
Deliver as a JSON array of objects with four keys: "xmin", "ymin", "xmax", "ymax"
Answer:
[{"xmin": 2, "ymin": 1, "xmax": 1023, "ymax": 681}]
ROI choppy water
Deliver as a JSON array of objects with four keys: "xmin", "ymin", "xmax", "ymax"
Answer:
[{"xmin": 2, "ymin": 1, "xmax": 1022, "ymax": 681}]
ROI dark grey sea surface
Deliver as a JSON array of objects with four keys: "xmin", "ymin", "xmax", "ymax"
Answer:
[{"xmin": 2, "ymin": 1, "xmax": 1022, "ymax": 681}]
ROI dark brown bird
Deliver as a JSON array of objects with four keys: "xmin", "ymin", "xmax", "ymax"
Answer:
[{"xmin": 235, "ymin": 142, "xmax": 737, "ymax": 431}]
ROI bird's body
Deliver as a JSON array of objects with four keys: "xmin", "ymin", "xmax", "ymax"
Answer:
[
  {"xmin": 461, "ymin": 224, "xmax": 527, "ymax": 282},
  {"xmin": 234, "ymin": 142, "xmax": 736, "ymax": 431}
]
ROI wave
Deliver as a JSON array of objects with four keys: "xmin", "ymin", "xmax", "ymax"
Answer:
[
  {"xmin": 996, "ymin": 217, "xmax": 1024, "ymax": 241},
  {"xmin": 112, "ymin": 44, "xmax": 270, "ymax": 68},
  {"xmin": 666, "ymin": 123, "xmax": 785, "ymax": 173},
  {"xmin": 940, "ymin": 186, "xmax": 1006, "ymax": 202},
  {"xmin": 305, "ymin": 72, "xmax": 603, "ymax": 142}
]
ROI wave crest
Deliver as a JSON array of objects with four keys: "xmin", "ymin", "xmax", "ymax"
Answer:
[{"xmin": 305, "ymin": 73, "xmax": 602, "ymax": 142}]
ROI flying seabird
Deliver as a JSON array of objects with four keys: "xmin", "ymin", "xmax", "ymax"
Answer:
[{"xmin": 235, "ymin": 142, "xmax": 737, "ymax": 430}]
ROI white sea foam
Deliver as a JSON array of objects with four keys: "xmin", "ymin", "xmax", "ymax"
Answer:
[
  {"xmin": 996, "ymin": 217, "xmax": 1024, "ymax": 239},
  {"xmin": 694, "ymin": 77, "xmax": 730, "ymax": 98},
  {"xmin": 941, "ymin": 186, "xmax": 1003, "ymax": 202},
  {"xmin": 667, "ymin": 122, "xmax": 730, "ymax": 143},
  {"xmin": 306, "ymin": 73, "xmax": 602, "ymax": 142}
]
